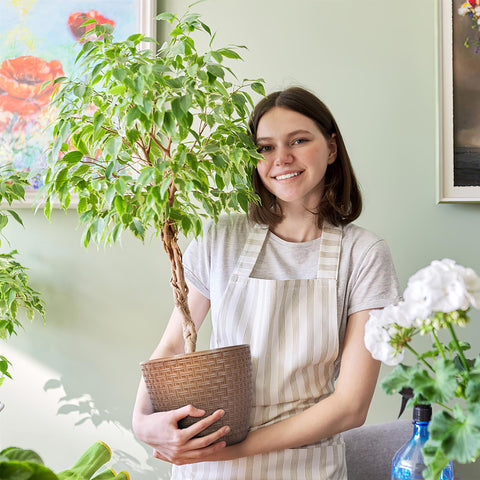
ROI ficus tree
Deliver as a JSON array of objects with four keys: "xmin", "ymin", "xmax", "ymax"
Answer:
[
  {"xmin": 43, "ymin": 9, "xmax": 265, "ymax": 354},
  {"xmin": 0, "ymin": 166, "xmax": 45, "ymax": 386}
]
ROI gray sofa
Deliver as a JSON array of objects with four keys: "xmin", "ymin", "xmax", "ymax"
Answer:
[{"xmin": 343, "ymin": 419, "xmax": 463, "ymax": 480}]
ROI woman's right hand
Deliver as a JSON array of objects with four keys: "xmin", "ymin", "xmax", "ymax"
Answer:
[{"xmin": 133, "ymin": 405, "xmax": 230, "ymax": 465}]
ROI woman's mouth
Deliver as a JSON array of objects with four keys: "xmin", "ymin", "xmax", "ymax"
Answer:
[{"xmin": 274, "ymin": 171, "xmax": 302, "ymax": 180}]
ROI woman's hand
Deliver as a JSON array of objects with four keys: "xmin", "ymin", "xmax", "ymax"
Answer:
[{"xmin": 133, "ymin": 404, "xmax": 231, "ymax": 465}]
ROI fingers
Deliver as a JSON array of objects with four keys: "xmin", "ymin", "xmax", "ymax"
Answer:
[
  {"xmin": 188, "ymin": 424, "xmax": 230, "ymax": 450},
  {"xmin": 183, "ymin": 408, "xmax": 226, "ymax": 439},
  {"xmin": 173, "ymin": 404, "xmax": 206, "ymax": 421},
  {"xmin": 153, "ymin": 437, "xmax": 227, "ymax": 465}
]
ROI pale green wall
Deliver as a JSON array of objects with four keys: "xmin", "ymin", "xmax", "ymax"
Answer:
[{"xmin": 1, "ymin": 0, "xmax": 480, "ymax": 479}]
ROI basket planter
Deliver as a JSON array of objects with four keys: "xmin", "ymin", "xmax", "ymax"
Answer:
[{"xmin": 141, "ymin": 344, "xmax": 253, "ymax": 446}]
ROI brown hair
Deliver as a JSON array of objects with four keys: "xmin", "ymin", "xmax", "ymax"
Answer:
[{"xmin": 248, "ymin": 86, "xmax": 362, "ymax": 227}]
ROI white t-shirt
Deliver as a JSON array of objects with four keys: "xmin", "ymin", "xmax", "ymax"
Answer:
[{"xmin": 183, "ymin": 215, "xmax": 401, "ymax": 345}]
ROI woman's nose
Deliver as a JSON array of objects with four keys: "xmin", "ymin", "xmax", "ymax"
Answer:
[{"xmin": 273, "ymin": 145, "xmax": 292, "ymax": 165}]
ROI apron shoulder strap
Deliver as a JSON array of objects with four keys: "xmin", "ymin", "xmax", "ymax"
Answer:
[
  {"xmin": 316, "ymin": 223, "xmax": 343, "ymax": 280},
  {"xmin": 232, "ymin": 224, "xmax": 269, "ymax": 278}
]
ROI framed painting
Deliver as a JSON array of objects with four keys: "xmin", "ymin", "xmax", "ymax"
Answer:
[
  {"xmin": 439, "ymin": 0, "xmax": 480, "ymax": 202},
  {"xmin": 0, "ymin": 0, "xmax": 156, "ymax": 205}
]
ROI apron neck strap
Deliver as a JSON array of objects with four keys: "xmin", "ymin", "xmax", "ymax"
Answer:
[{"xmin": 233, "ymin": 222, "xmax": 343, "ymax": 280}]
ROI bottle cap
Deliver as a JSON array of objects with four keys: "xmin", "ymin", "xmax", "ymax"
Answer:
[{"xmin": 413, "ymin": 404, "xmax": 432, "ymax": 422}]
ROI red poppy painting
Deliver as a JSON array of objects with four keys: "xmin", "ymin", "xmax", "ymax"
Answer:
[
  {"xmin": 0, "ymin": 0, "xmax": 142, "ymax": 194},
  {"xmin": 0, "ymin": 56, "xmax": 64, "ymax": 115}
]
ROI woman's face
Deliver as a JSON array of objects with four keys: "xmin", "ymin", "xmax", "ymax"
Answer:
[{"xmin": 255, "ymin": 107, "xmax": 337, "ymax": 211}]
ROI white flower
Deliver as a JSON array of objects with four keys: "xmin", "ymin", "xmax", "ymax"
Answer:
[
  {"xmin": 388, "ymin": 302, "xmax": 416, "ymax": 328},
  {"xmin": 364, "ymin": 307, "xmax": 405, "ymax": 366},
  {"xmin": 457, "ymin": 265, "xmax": 480, "ymax": 308},
  {"xmin": 403, "ymin": 259, "xmax": 470, "ymax": 317}
]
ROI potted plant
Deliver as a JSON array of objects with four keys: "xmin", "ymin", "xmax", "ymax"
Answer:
[
  {"xmin": 42, "ymin": 8, "xmax": 265, "ymax": 445},
  {"xmin": 364, "ymin": 258, "xmax": 480, "ymax": 480}
]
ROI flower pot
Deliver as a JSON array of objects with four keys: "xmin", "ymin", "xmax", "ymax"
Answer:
[{"xmin": 141, "ymin": 344, "xmax": 253, "ymax": 446}]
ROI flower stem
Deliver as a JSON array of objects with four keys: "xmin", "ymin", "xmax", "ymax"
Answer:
[
  {"xmin": 405, "ymin": 344, "xmax": 435, "ymax": 372},
  {"xmin": 431, "ymin": 329, "xmax": 446, "ymax": 360},
  {"xmin": 448, "ymin": 322, "xmax": 470, "ymax": 374}
]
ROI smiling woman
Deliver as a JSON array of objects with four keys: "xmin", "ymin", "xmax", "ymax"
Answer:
[
  {"xmin": 248, "ymin": 87, "xmax": 362, "ymax": 236},
  {"xmin": 133, "ymin": 86, "xmax": 401, "ymax": 480}
]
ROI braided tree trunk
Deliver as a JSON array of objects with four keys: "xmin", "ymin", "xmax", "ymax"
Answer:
[{"xmin": 160, "ymin": 182, "xmax": 197, "ymax": 354}]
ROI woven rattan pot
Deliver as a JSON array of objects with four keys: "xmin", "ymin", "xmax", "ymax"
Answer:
[{"xmin": 141, "ymin": 344, "xmax": 252, "ymax": 446}]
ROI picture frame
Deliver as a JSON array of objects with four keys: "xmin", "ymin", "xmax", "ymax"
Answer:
[
  {"xmin": 0, "ymin": 0, "xmax": 156, "ymax": 207},
  {"xmin": 439, "ymin": 0, "xmax": 480, "ymax": 202}
]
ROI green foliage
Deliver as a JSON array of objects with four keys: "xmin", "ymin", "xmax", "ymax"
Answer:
[
  {"xmin": 381, "ymin": 325, "xmax": 480, "ymax": 479},
  {"xmin": 0, "ymin": 166, "xmax": 45, "ymax": 385},
  {"xmin": 43, "ymin": 9, "xmax": 264, "ymax": 247},
  {"xmin": 0, "ymin": 442, "xmax": 129, "ymax": 480}
]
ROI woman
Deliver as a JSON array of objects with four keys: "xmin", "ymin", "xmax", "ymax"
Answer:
[{"xmin": 132, "ymin": 87, "xmax": 400, "ymax": 479}]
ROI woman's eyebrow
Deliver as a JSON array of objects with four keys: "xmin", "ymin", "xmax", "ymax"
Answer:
[{"xmin": 256, "ymin": 129, "xmax": 312, "ymax": 143}]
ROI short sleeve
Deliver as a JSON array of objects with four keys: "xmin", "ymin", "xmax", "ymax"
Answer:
[
  {"xmin": 182, "ymin": 228, "xmax": 212, "ymax": 300},
  {"xmin": 347, "ymin": 239, "xmax": 401, "ymax": 316}
]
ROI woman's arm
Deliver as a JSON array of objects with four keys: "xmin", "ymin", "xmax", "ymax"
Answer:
[
  {"xmin": 217, "ymin": 309, "xmax": 380, "ymax": 460},
  {"xmin": 200, "ymin": 308, "xmax": 380, "ymax": 463},
  {"xmin": 132, "ymin": 283, "xmax": 231, "ymax": 462}
]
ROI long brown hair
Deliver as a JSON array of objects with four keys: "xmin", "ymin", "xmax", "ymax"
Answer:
[{"xmin": 248, "ymin": 87, "xmax": 362, "ymax": 227}]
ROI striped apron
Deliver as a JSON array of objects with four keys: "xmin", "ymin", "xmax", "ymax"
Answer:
[{"xmin": 172, "ymin": 223, "xmax": 346, "ymax": 480}]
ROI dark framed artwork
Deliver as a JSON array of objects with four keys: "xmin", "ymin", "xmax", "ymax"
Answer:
[
  {"xmin": 0, "ymin": 0, "xmax": 155, "ymax": 204},
  {"xmin": 439, "ymin": 0, "xmax": 480, "ymax": 202}
]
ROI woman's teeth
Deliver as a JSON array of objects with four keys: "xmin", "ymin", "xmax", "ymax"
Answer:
[{"xmin": 275, "ymin": 172, "xmax": 300, "ymax": 180}]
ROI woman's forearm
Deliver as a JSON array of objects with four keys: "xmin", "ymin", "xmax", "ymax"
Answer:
[{"xmin": 209, "ymin": 310, "xmax": 379, "ymax": 462}]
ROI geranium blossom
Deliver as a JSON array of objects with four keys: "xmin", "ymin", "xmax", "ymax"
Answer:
[
  {"xmin": 403, "ymin": 259, "xmax": 472, "ymax": 318},
  {"xmin": 364, "ymin": 259, "xmax": 480, "ymax": 365}
]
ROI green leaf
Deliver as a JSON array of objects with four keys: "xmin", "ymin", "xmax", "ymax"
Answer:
[
  {"xmin": 422, "ymin": 439, "xmax": 451, "ymax": 480},
  {"xmin": 129, "ymin": 218, "xmax": 145, "ymax": 239},
  {"xmin": 137, "ymin": 168, "xmax": 155, "ymax": 186},
  {"xmin": 62, "ymin": 151, "xmax": 83, "ymax": 165},
  {"xmin": 126, "ymin": 106, "xmax": 141, "ymax": 126},
  {"xmin": 251, "ymin": 82, "xmax": 265, "ymax": 96},
  {"xmin": 207, "ymin": 64, "xmax": 224, "ymax": 79},
  {"xmin": 429, "ymin": 404, "xmax": 480, "ymax": 463},
  {"xmin": 44, "ymin": 199, "xmax": 52, "ymax": 220},
  {"xmin": 155, "ymin": 12, "xmax": 176, "ymax": 22},
  {"xmin": 77, "ymin": 196, "xmax": 88, "ymax": 214},
  {"xmin": 0, "ymin": 214, "xmax": 9, "ymax": 231},
  {"xmin": 114, "ymin": 195, "xmax": 126, "ymax": 216},
  {"xmin": 217, "ymin": 48, "xmax": 242, "ymax": 59},
  {"xmin": 108, "ymin": 85, "xmax": 126, "ymax": 96},
  {"xmin": 0, "ymin": 461, "xmax": 57, "ymax": 480},
  {"xmin": 105, "ymin": 137, "xmax": 122, "ymax": 159},
  {"xmin": 112, "ymin": 67, "xmax": 127, "ymax": 82},
  {"xmin": 0, "ymin": 447, "xmax": 43, "ymax": 464},
  {"xmin": 114, "ymin": 178, "xmax": 127, "ymax": 195},
  {"xmin": 381, "ymin": 364, "xmax": 417, "ymax": 395},
  {"xmin": 466, "ymin": 355, "xmax": 480, "ymax": 404},
  {"xmin": 171, "ymin": 95, "xmax": 192, "ymax": 121},
  {"xmin": 7, "ymin": 210, "xmax": 23, "ymax": 227},
  {"xmin": 236, "ymin": 191, "xmax": 249, "ymax": 213},
  {"xmin": 411, "ymin": 359, "xmax": 458, "ymax": 404}
]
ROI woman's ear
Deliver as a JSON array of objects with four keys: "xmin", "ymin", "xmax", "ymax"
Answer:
[{"xmin": 328, "ymin": 133, "xmax": 338, "ymax": 164}]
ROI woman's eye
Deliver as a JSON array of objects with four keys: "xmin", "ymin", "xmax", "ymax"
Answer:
[
  {"xmin": 293, "ymin": 138, "xmax": 307, "ymax": 145},
  {"xmin": 257, "ymin": 145, "xmax": 272, "ymax": 153}
]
